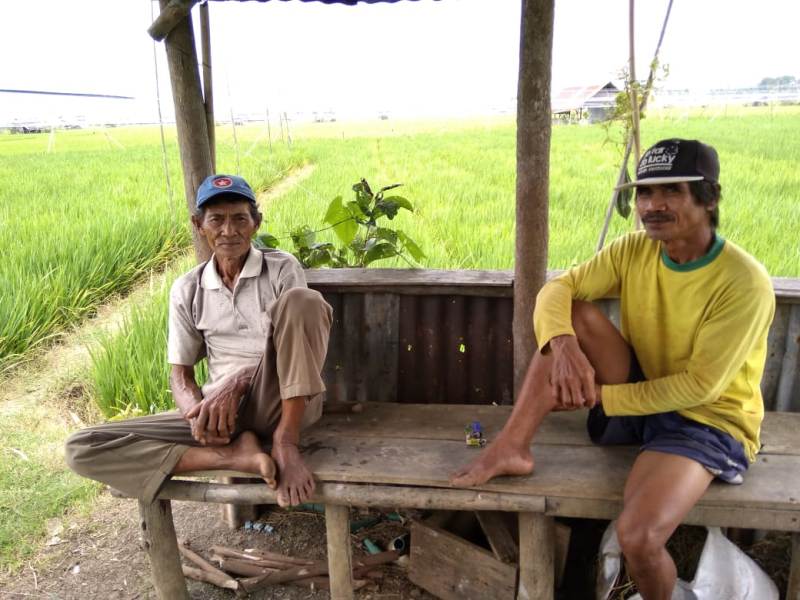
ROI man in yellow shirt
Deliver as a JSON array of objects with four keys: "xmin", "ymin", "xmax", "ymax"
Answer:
[{"xmin": 451, "ymin": 139, "xmax": 775, "ymax": 600}]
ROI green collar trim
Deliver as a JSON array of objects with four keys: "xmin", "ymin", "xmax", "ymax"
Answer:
[{"xmin": 661, "ymin": 235, "xmax": 725, "ymax": 272}]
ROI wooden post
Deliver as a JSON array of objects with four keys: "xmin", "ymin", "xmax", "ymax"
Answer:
[
  {"xmin": 325, "ymin": 504, "xmax": 354, "ymax": 600},
  {"xmin": 199, "ymin": 1, "xmax": 215, "ymax": 172},
  {"xmin": 789, "ymin": 532, "xmax": 800, "ymax": 600},
  {"xmin": 513, "ymin": 0, "xmax": 554, "ymax": 394},
  {"xmin": 159, "ymin": 0, "xmax": 213, "ymax": 263},
  {"xmin": 138, "ymin": 499, "xmax": 189, "ymax": 600},
  {"xmin": 517, "ymin": 512, "xmax": 554, "ymax": 600}
]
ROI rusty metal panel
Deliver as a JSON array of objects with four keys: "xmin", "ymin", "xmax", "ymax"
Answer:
[
  {"xmin": 396, "ymin": 295, "xmax": 513, "ymax": 405},
  {"xmin": 318, "ymin": 286, "xmax": 797, "ymax": 412}
]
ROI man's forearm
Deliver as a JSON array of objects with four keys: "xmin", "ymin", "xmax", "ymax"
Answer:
[{"xmin": 169, "ymin": 366, "xmax": 203, "ymax": 417}]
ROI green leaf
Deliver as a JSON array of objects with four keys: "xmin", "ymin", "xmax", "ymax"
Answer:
[
  {"xmin": 375, "ymin": 200, "xmax": 399, "ymax": 219},
  {"xmin": 364, "ymin": 242, "xmax": 398, "ymax": 265},
  {"xmin": 615, "ymin": 168, "xmax": 633, "ymax": 219},
  {"xmin": 346, "ymin": 200, "xmax": 368, "ymax": 220},
  {"xmin": 375, "ymin": 227, "xmax": 398, "ymax": 244},
  {"xmin": 377, "ymin": 183, "xmax": 403, "ymax": 194},
  {"xmin": 290, "ymin": 226, "xmax": 315, "ymax": 250},
  {"xmin": 255, "ymin": 232, "xmax": 280, "ymax": 249},
  {"xmin": 324, "ymin": 196, "xmax": 358, "ymax": 245},
  {"xmin": 383, "ymin": 195, "xmax": 413, "ymax": 212},
  {"xmin": 397, "ymin": 230, "xmax": 426, "ymax": 262}
]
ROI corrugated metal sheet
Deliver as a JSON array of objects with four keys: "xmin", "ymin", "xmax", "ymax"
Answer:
[{"xmin": 310, "ymin": 272, "xmax": 800, "ymax": 411}]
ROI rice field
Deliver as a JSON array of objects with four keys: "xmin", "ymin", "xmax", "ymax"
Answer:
[
  {"xmin": 2, "ymin": 106, "xmax": 799, "ymax": 378},
  {"xmin": 0, "ymin": 127, "xmax": 306, "ymax": 373}
]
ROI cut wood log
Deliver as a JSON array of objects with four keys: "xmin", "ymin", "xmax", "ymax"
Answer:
[
  {"xmin": 181, "ymin": 565, "xmax": 239, "ymax": 591},
  {"xmin": 211, "ymin": 556, "xmax": 276, "ymax": 578},
  {"xmin": 178, "ymin": 541, "xmax": 233, "ymax": 583},
  {"xmin": 210, "ymin": 545, "xmax": 315, "ymax": 566}
]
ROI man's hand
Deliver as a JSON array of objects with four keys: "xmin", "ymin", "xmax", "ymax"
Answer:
[
  {"xmin": 184, "ymin": 368, "xmax": 252, "ymax": 444},
  {"xmin": 549, "ymin": 335, "xmax": 597, "ymax": 409}
]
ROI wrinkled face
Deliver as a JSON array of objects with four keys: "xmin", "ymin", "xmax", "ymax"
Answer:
[
  {"xmin": 195, "ymin": 200, "xmax": 260, "ymax": 260},
  {"xmin": 636, "ymin": 182, "xmax": 715, "ymax": 243}
]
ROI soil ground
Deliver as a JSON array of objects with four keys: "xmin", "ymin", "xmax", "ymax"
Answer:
[{"xmin": 0, "ymin": 492, "xmax": 435, "ymax": 600}]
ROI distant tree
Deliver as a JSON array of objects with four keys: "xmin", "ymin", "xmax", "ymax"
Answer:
[{"xmin": 758, "ymin": 75, "xmax": 798, "ymax": 88}]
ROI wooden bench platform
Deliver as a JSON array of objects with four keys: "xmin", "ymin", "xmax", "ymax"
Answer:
[{"xmin": 131, "ymin": 403, "xmax": 800, "ymax": 599}]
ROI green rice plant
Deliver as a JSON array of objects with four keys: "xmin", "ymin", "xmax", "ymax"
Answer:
[
  {"xmin": 0, "ymin": 125, "xmax": 308, "ymax": 372},
  {"xmin": 87, "ymin": 258, "xmax": 207, "ymax": 417}
]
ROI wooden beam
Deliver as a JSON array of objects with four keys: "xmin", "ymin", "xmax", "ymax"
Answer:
[
  {"xmin": 199, "ymin": 1, "xmax": 216, "ymax": 172},
  {"xmin": 159, "ymin": 0, "xmax": 213, "ymax": 263},
  {"xmin": 149, "ymin": 0, "xmax": 197, "ymax": 42},
  {"xmin": 517, "ymin": 512, "xmax": 554, "ymax": 600},
  {"xmin": 138, "ymin": 499, "xmax": 189, "ymax": 600},
  {"xmin": 475, "ymin": 511, "xmax": 518, "ymax": 563},
  {"xmin": 325, "ymin": 504, "xmax": 354, "ymax": 599},
  {"xmin": 513, "ymin": 0, "xmax": 555, "ymax": 394}
]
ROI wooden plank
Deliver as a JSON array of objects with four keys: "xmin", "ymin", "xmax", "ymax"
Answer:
[
  {"xmin": 295, "ymin": 434, "xmax": 800, "ymax": 514},
  {"xmin": 325, "ymin": 504, "xmax": 353, "ymax": 600},
  {"xmin": 308, "ymin": 269, "xmax": 800, "ymax": 303},
  {"xmin": 775, "ymin": 304, "xmax": 800, "ymax": 411},
  {"xmin": 312, "ymin": 403, "xmax": 800, "ymax": 456},
  {"xmin": 138, "ymin": 500, "xmax": 189, "ymax": 600},
  {"xmin": 220, "ymin": 476, "xmax": 257, "ymax": 529},
  {"xmin": 789, "ymin": 532, "xmax": 800, "ymax": 600},
  {"xmin": 517, "ymin": 513, "xmax": 554, "ymax": 600},
  {"xmin": 363, "ymin": 293, "xmax": 399, "ymax": 403},
  {"xmin": 409, "ymin": 520, "xmax": 516, "ymax": 600},
  {"xmin": 475, "ymin": 511, "xmax": 518, "ymax": 563}
]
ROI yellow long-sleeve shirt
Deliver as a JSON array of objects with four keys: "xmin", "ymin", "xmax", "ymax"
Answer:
[{"xmin": 534, "ymin": 231, "xmax": 775, "ymax": 462}]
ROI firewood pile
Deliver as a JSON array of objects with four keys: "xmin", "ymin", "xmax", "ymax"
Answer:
[{"xmin": 178, "ymin": 540, "xmax": 399, "ymax": 596}]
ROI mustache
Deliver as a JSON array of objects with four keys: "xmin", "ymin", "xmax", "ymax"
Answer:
[{"xmin": 641, "ymin": 213, "xmax": 676, "ymax": 223}]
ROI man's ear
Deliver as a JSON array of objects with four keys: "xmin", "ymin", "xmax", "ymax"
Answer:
[{"xmin": 191, "ymin": 213, "xmax": 203, "ymax": 232}]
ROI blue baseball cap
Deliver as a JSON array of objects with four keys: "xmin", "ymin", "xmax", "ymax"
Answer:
[{"xmin": 196, "ymin": 174, "xmax": 256, "ymax": 209}]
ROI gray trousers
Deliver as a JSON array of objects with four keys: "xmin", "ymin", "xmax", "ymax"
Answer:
[{"xmin": 65, "ymin": 287, "xmax": 332, "ymax": 503}]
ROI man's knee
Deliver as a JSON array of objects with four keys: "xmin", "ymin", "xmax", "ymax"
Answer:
[
  {"xmin": 274, "ymin": 288, "xmax": 332, "ymax": 324},
  {"xmin": 616, "ymin": 511, "xmax": 670, "ymax": 560},
  {"xmin": 571, "ymin": 300, "xmax": 611, "ymax": 341},
  {"xmin": 64, "ymin": 429, "xmax": 94, "ymax": 478}
]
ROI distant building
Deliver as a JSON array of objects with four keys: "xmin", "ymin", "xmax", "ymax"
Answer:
[{"xmin": 552, "ymin": 82, "xmax": 620, "ymax": 123}]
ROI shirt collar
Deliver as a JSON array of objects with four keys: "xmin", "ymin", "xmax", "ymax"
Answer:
[{"xmin": 201, "ymin": 245, "xmax": 263, "ymax": 289}]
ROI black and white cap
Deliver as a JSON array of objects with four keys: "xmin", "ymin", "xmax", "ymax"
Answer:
[{"xmin": 616, "ymin": 139, "xmax": 720, "ymax": 190}]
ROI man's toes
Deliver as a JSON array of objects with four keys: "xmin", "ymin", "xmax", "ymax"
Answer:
[
  {"xmin": 276, "ymin": 488, "xmax": 290, "ymax": 508},
  {"xmin": 289, "ymin": 486, "xmax": 302, "ymax": 507}
]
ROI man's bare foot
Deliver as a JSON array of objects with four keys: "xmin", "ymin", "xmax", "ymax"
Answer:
[
  {"xmin": 227, "ymin": 431, "xmax": 276, "ymax": 488},
  {"xmin": 271, "ymin": 442, "xmax": 315, "ymax": 507},
  {"xmin": 449, "ymin": 439, "xmax": 534, "ymax": 487}
]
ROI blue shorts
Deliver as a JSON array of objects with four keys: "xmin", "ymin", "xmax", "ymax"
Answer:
[{"xmin": 587, "ymin": 356, "xmax": 749, "ymax": 484}]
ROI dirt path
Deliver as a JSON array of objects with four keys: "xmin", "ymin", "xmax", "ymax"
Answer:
[{"xmin": 257, "ymin": 163, "xmax": 316, "ymax": 207}]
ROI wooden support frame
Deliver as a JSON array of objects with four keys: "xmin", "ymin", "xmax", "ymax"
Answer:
[
  {"xmin": 518, "ymin": 512, "xmax": 555, "ymax": 600},
  {"xmin": 149, "ymin": 0, "xmax": 198, "ymax": 41},
  {"xmin": 325, "ymin": 504, "xmax": 354, "ymax": 599},
  {"xmin": 138, "ymin": 499, "xmax": 190, "ymax": 600},
  {"xmin": 790, "ymin": 532, "xmax": 800, "ymax": 600}
]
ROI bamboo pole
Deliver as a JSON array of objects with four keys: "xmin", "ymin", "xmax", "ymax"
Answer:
[
  {"xmin": 513, "ymin": 0, "xmax": 555, "ymax": 394},
  {"xmin": 159, "ymin": 0, "xmax": 213, "ymax": 262},
  {"xmin": 138, "ymin": 500, "xmax": 190, "ymax": 600},
  {"xmin": 596, "ymin": 0, "xmax": 674, "ymax": 251},
  {"xmin": 326, "ymin": 504, "xmax": 354, "ymax": 600},
  {"xmin": 150, "ymin": 480, "xmax": 547, "ymax": 512},
  {"xmin": 199, "ymin": 1, "xmax": 215, "ymax": 172}
]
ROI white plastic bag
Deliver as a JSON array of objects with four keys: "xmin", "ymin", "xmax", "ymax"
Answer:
[{"xmin": 596, "ymin": 521, "xmax": 778, "ymax": 600}]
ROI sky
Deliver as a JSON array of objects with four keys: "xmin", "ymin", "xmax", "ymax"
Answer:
[{"xmin": 2, "ymin": 0, "xmax": 798, "ymax": 125}]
